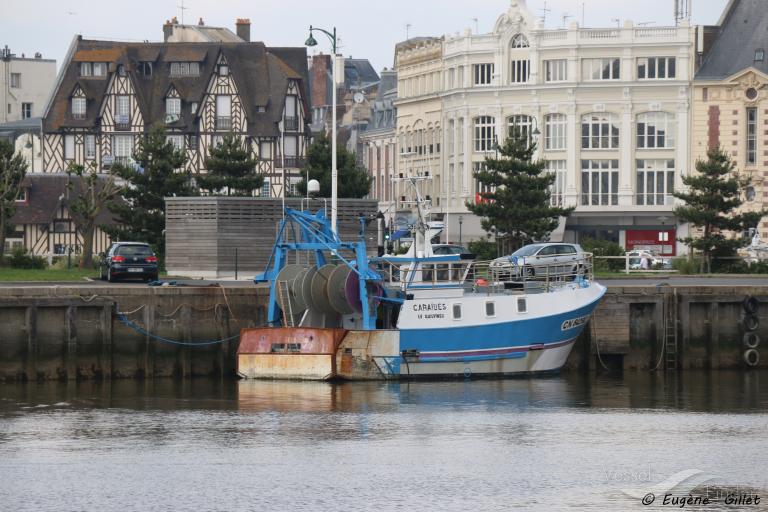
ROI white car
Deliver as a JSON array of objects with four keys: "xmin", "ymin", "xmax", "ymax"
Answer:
[
  {"xmin": 490, "ymin": 243, "xmax": 588, "ymax": 278},
  {"xmin": 627, "ymin": 251, "xmax": 659, "ymax": 270}
]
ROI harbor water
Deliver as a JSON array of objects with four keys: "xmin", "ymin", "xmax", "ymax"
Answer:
[{"xmin": 1, "ymin": 371, "xmax": 767, "ymax": 511}]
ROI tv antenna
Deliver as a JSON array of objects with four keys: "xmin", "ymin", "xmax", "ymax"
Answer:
[
  {"xmin": 611, "ymin": 18, "xmax": 621, "ymax": 28},
  {"xmin": 406, "ymin": 23, "xmax": 412, "ymax": 40},
  {"xmin": 178, "ymin": 0, "xmax": 190, "ymax": 25},
  {"xmin": 539, "ymin": 1, "xmax": 551, "ymax": 26},
  {"xmin": 471, "ymin": 17, "xmax": 479, "ymax": 34},
  {"xmin": 561, "ymin": 13, "xmax": 573, "ymax": 28}
]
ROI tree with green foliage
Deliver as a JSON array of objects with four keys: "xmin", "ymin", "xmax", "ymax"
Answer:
[
  {"xmin": 674, "ymin": 146, "xmax": 767, "ymax": 273},
  {"xmin": 296, "ymin": 131, "xmax": 372, "ymax": 198},
  {"xmin": 198, "ymin": 133, "xmax": 263, "ymax": 196},
  {"xmin": 66, "ymin": 162, "xmax": 121, "ymax": 269},
  {"xmin": 580, "ymin": 237, "xmax": 626, "ymax": 272},
  {"xmin": 104, "ymin": 124, "xmax": 195, "ymax": 258},
  {"xmin": 0, "ymin": 140, "xmax": 28, "ymax": 264},
  {"xmin": 467, "ymin": 130, "xmax": 574, "ymax": 254}
]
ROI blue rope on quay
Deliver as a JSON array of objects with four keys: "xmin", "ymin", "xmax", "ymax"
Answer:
[{"xmin": 116, "ymin": 312, "xmax": 241, "ymax": 347}]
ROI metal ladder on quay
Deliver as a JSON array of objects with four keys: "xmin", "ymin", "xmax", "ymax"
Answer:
[
  {"xmin": 277, "ymin": 280, "xmax": 295, "ymax": 327},
  {"xmin": 665, "ymin": 288, "xmax": 679, "ymax": 372}
]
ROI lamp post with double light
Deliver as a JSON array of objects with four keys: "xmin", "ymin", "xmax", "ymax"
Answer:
[{"xmin": 305, "ymin": 25, "xmax": 340, "ymax": 235}]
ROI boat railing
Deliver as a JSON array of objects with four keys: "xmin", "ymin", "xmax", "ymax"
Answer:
[{"xmin": 376, "ymin": 254, "xmax": 595, "ymax": 294}]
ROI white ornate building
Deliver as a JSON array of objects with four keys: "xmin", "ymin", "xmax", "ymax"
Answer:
[{"xmin": 396, "ymin": 0, "xmax": 697, "ymax": 254}]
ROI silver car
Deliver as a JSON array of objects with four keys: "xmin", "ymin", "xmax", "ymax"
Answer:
[{"xmin": 490, "ymin": 243, "xmax": 588, "ymax": 278}]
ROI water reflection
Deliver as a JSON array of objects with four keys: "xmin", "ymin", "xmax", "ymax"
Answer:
[
  {"xmin": 0, "ymin": 372, "xmax": 766, "ymax": 512},
  {"xmin": 0, "ymin": 371, "xmax": 765, "ymax": 414}
]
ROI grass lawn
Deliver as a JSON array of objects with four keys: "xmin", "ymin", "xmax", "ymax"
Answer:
[{"xmin": 0, "ymin": 267, "xmax": 101, "ymax": 282}]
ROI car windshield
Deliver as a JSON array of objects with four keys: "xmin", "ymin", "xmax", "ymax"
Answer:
[
  {"xmin": 117, "ymin": 245, "xmax": 153, "ymax": 257},
  {"xmin": 511, "ymin": 244, "xmax": 544, "ymax": 257}
]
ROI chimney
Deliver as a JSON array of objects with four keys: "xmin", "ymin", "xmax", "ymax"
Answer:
[
  {"xmin": 198, "ymin": 17, "xmax": 205, "ymax": 26},
  {"xmin": 163, "ymin": 19, "xmax": 173, "ymax": 42},
  {"xmin": 236, "ymin": 18, "xmax": 251, "ymax": 42}
]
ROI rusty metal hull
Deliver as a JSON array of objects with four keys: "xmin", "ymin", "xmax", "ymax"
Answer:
[
  {"xmin": 237, "ymin": 327, "xmax": 346, "ymax": 380},
  {"xmin": 237, "ymin": 327, "xmax": 400, "ymax": 381}
]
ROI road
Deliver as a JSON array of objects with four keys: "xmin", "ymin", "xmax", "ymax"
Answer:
[
  {"xmin": 599, "ymin": 276, "xmax": 768, "ymax": 286},
  {"xmin": 1, "ymin": 276, "xmax": 766, "ymax": 288}
]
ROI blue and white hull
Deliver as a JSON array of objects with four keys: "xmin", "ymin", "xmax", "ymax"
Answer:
[{"xmin": 393, "ymin": 283, "xmax": 606, "ymax": 377}]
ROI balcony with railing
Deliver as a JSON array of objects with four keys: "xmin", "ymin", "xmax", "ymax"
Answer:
[
  {"xmin": 216, "ymin": 116, "xmax": 232, "ymax": 131},
  {"xmin": 71, "ymin": 112, "xmax": 87, "ymax": 120},
  {"xmin": 284, "ymin": 116, "xmax": 299, "ymax": 131},
  {"xmin": 114, "ymin": 156, "xmax": 131, "ymax": 166},
  {"xmin": 115, "ymin": 115, "xmax": 131, "ymax": 131},
  {"xmin": 277, "ymin": 156, "xmax": 306, "ymax": 169}
]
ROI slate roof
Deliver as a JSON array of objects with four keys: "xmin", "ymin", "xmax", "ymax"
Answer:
[
  {"xmin": 44, "ymin": 38, "xmax": 310, "ymax": 138},
  {"xmin": 344, "ymin": 59, "xmax": 380, "ymax": 88},
  {"xmin": 696, "ymin": 0, "xmax": 768, "ymax": 80},
  {"xmin": 11, "ymin": 174, "xmax": 120, "ymax": 226}
]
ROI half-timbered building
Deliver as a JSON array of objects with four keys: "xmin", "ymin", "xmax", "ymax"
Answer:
[
  {"xmin": 41, "ymin": 36, "xmax": 310, "ymax": 198},
  {"xmin": 8, "ymin": 174, "xmax": 117, "ymax": 258}
]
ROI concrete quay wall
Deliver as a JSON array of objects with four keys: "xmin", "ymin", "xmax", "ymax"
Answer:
[
  {"xmin": 0, "ymin": 284, "xmax": 269, "ymax": 381},
  {"xmin": 0, "ymin": 283, "xmax": 765, "ymax": 381}
]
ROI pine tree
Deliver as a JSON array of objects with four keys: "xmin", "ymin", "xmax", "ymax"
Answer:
[
  {"xmin": 296, "ymin": 131, "xmax": 372, "ymax": 198},
  {"xmin": 104, "ymin": 124, "xmax": 195, "ymax": 258},
  {"xmin": 0, "ymin": 140, "xmax": 27, "ymax": 264},
  {"xmin": 674, "ymin": 146, "xmax": 766, "ymax": 273},
  {"xmin": 198, "ymin": 134, "xmax": 263, "ymax": 196},
  {"xmin": 65, "ymin": 162, "xmax": 121, "ymax": 269},
  {"xmin": 467, "ymin": 130, "xmax": 574, "ymax": 253}
]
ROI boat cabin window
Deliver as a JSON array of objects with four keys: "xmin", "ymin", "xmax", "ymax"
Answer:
[
  {"xmin": 517, "ymin": 298, "xmax": 527, "ymax": 313},
  {"xmin": 485, "ymin": 301, "xmax": 496, "ymax": 317},
  {"xmin": 452, "ymin": 303, "xmax": 462, "ymax": 320}
]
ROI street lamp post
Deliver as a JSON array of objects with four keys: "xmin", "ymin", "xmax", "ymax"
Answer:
[
  {"xmin": 459, "ymin": 215, "xmax": 464, "ymax": 246},
  {"xmin": 306, "ymin": 25, "xmax": 339, "ymax": 235}
]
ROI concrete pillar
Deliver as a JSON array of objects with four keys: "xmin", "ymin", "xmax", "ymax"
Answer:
[
  {"xmin": 619, "ymin": 105, "xmax": 634, "ymax": 206},
  {"xmin": 100, "ymin": 304, "xmax": 113, "ymax": 379},
  {"xmin": 65, "ymin": 306, "xmax": 77, "ymax": 380},
  {"xmin": 143, "ymin": 305, "xmax": 155, "ymax": 378},
  {"xmin": 25, "ymin": 305, "xmax": 37, "ymax": 381},
  {"xmin": 566, "ymin": 107, "xmax": 579, "ymax": 206}
]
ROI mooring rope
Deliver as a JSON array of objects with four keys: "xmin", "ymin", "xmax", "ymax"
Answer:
[{"xmin": 115, "ymin": 309, "xmax": 245, "ymax": 346}]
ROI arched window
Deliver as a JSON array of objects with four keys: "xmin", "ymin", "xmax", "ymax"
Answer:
[
  {"xmin": 637, "ymin": 112, "xmax": 676, "ymax": 149},
  {"xmin": 507, "ymin": 115, "xmax": 535, "ymax": 145},
  {"xmin": 511, "ymin": 34, "xmax": 529, "ymax": 48},
  {"xmin": 581, "ymin": 113, "xmax": 620, "ymax": 149}
]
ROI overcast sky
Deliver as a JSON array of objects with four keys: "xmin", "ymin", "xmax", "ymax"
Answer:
[{"xmin": 3, "ymin": 0, "xmax": 726, "ymax": 72}]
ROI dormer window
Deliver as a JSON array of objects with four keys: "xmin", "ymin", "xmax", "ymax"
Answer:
[
  {"xmin": 72, "ymin": 97, "xmax": 86, "ymax": 119},
  {"xmin": 170, "ymin": 62, "xmax": 200, "ymax": 77},
  {"xmin": 79, "ymin": 62, "xmax": 108, "ymax": 77},
  {"xmin": 117, "ymin": 65, "xmax": 126, "ymax": 77},
  {"xmin": 219, "ymin": 64, "xmax": 229, "ymax": 76},
  {"xmin": 191, "ymin": 102, "xmax": 198, "ymax": 115},
  {"xmin": 16, "ymin": 190, "xmax": 27, "ymax": 202},
  {"xmin": 755, "ymin": 49, "xmax": 765, "ymax": 62},
  {"xmin": 138, "ymin": 62, "xmax": 153, "ymax": 77}
]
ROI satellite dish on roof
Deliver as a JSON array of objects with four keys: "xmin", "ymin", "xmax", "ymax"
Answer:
[{"xmin": 308, "ymin": 179, "xmax": 320, "ymax": 195}]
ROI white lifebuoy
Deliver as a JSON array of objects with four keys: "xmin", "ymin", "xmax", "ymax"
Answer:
[
  {"xmin": 744, "ymin": 333, "xmax": 761, "ymax": 349},
  {"xmin": 744, "ymin": 349, "xmax": 760, "ymax": 367}
]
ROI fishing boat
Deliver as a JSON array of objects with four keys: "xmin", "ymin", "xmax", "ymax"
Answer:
[{"xmin": 237, "ymin": 178, "xmax": 606, "ymax": 380}]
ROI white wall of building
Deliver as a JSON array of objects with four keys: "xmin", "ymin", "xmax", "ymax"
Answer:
[{"xmin": 1, "ymin": 55, "xmax": 57, "ymax": 123}]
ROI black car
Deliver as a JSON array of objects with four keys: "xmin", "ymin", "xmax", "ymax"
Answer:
[{"xmin": 100, "ymin": 242, "xmax": 159, "ymax": 282}]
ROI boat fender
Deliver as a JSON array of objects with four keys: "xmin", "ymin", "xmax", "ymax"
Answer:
[
  {"xmin": 743, "ymin": 333, "xmax": 760, "ymax": 349},
  {"xmin": 742, "ymin": 296, "xmax": 760, "ymax": 315},
  {"xmin": 743, "ymin": 314, "xmax": 759, "ymax": 332},
  {"xmin": 744, "ymin": 349, "xmax": 760, "ymax": 367}
]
